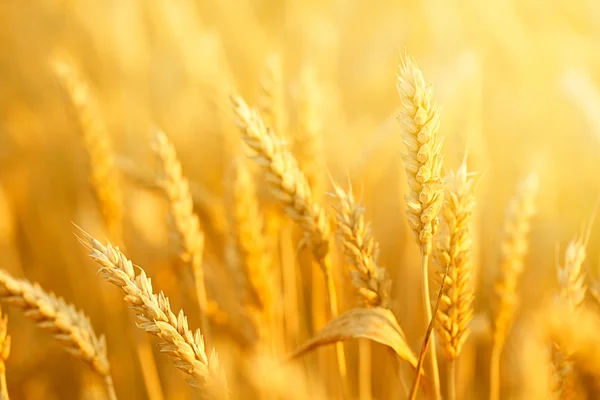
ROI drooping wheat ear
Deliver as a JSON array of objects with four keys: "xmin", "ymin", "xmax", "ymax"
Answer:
[
  {"xmin": 330, "ymin": 181, "xmax": 391, "ymax": 308},
  {"xmin": 397, "ymin": 55, "xmax": 444, "ymax": 256},
  {"xmin": 296, "ymin": 63, "xmax": 326, "ymax": 200},
  {"xmin": 77, "ymin": 229, "xmax": 229, "ymax": 400},
  {"xmin": 259, "ymin": 53, "xmax": 288, "ymax": 139},
  {"xmin": 398, "ymin": 54, "xmax": 444, "ymax": 400},
  {"xmin": 52, "ymin": 57, "xmax": 123, "ymax": 243},
  {"xmin": 231, "ymin": 93, "xmax": 347, "ymax": 384},
  {"xmin": 152, "ymin": 129, "xmax": 210, "ymax": 342},
  {"xmin": 434, "ymin": 163, "xmax": 477, "ymax": 361},
  {"xmin": 224, "ymin": 158, "xmax": 275, "ymax": 340},
  {"xmin": 0, "ymin": 307, "xmax": 9, "ymax": 400},
  {"xmin": 490, "ymin": 173, "xmax": 539, "ymax": 400},
  {"xmin": 231, "ymin": 94, "xmax": 330, "ymax": 266},
  {"xmin": 0, "ymin": 269, "xmax": 116, "ymax": 400}
]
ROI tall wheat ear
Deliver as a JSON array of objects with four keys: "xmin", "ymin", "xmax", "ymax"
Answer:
[
  {"xmin": 397, "ymin": 53, "xmax": 444, "ymax": 400},
  {"xmin": 76, "ymin": 228, "xmax": 229, "ymax": 400}
]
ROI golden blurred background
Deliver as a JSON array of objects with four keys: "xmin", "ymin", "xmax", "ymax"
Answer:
[{"xmin": 0, "ymin": 0, "xmax": 600, "ymax": 399}]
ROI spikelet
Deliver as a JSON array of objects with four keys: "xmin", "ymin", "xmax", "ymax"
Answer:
[
  {"xmin": 231, "ymin": 94, "xmax": 330, "ymax": 265},
  {"xmin": 224, "ymin": 157, "xmax": 275, "ymax": 340},
  {"xmin": 492, "ymin": 173, "xmax": 539, "ymax": 348},
  {"xmin": 0, "ymin": 270, "xmax": 113, "ymax": 390},
  {"xmin": 433, "ymin": 162, "xmax": 476, "ymax": 360},
  {"xmin": 295, "ymin": 64, "xmax": 326, "ymax": 200},
  {"xmin": 52, "ymin": 57, "xmax": 123, "ymax": 243},
  {"xmin": 77, "ymin": 229, "xmax": 229, "ymax": 399},
  {"xmin": 0, "ymin": 307, "xmax": 9, "ymax": 400},
  {"xmin": 330, "ymin": 181, "xmax": 391, "ymax": 308},
  {"xmin": 397, "ymin": 55, "xmax": 444, "ymax": 255},
  {"xmin": 152, "ymin": 129, "xmax": 210, "ymax": 339}
]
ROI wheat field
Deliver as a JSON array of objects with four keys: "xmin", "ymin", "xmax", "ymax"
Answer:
[{"xmin": 0, "ymin": 0, "xmax": 600, "ymax": 399}]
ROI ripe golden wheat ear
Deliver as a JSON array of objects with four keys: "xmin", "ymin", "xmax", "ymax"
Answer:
[
  {"xmin": 77, "ymin": 228, "xmax": 229, "ymax": 400},
  {"xmin": 0, "ymin": 269, "xmax": 116, "ymax": 400}
]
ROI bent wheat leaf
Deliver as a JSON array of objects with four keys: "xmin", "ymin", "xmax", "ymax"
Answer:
[{"xmin": 289, "ymin": 307, "xmax": 417, "ymax": 368}]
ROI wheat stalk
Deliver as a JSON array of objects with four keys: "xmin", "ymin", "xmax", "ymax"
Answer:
[
  {"xmin": 152, "ymin": 129, "xmax": 211, "ymax": 343},
  {"xmin": 433, "ymin": 162, "xmax": 477, "ymax": 400},
  {"xmin": 51, "ymin": 57, "xmax": 123, "ymax": 243},
  {"xmin": 0, "ymin": 269, "xmax": 116, "ymax": 400},
  {"xmin": 330, "ymin": 181, "xmax": 391, "ymax": 308},
  {"xmin": 231, "ymin": 93, "xmax": 348, "ymax": 385},
  {"xmin": 490, "ymin": 173, "xmax": 539, "ymax": 400},
  {"xmin": 77, "ymin": 228, "xmax": 229, "ymax": 399},
  {"xmin": 397, "ymin": 54, "xmax": 444, "ymax": 400},
  {"xmin": 0, "ymin": 307, "xmax": 9, "ymax": 400},
  {"xmin": 224, "ymin": 157, "xmax": 275, "ymax": 342}
]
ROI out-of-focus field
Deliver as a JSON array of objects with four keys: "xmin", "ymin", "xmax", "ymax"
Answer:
[{"xmin": 0, "ymin": 0, "xmax": 600, "ymax": 399}]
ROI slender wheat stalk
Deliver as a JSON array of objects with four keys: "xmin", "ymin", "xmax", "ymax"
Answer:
[
  {"xmin": 397, "ymin": 54, "xmax": 445, "ymax": 400},
  {"xmin": 51, "ymin": 57, "xmax": 123, "ymax": 243},
  {"xmin": 0, "ymin": 307, "xmax": 9, "ymax": 400},
  {"xmin": 152, "ymin": 129, "xmax": 211, "ymax": 343},
  {"xmin": 490, "ymin": 173, "xmax": 538, "ymax": 400},
  {"xmin": 0, "ymin": 269, "xmax": 116, "ymax": 400},
  {"xmin": 231, "ymin": 94, "xmax": 347, "ymax": 385},
  {"xmin": 296, "ymin": 63, "xmax": 326, "ymax": 200},
  {"xmin": 224, "ymin": 157, "xmax": 275, "ymax": 342},
  {"xmin": 433, "ymin": 162, "xmax": 477, "ymax": 400},
  {"xmin": 52, "ymin": 56, "xmax": 163, "ymax": 400},
  {"xmin": 77, "ymin": 229, "xmax": 229, "ymax": 399}
]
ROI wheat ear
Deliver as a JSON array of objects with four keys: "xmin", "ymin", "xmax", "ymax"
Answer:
[
  {"xmin": 330, "ymin": 181, "xmax": 391, "ymax": 308},
  {"xmin": 259, "ymin": 53, "xmax": 288, "ymax": 140},
  {"xmin": 551, "ymin": 229, "xmax": 591, "ymax": 397},
  {"xmin": 152, "ymin": 129, "xmax": 211, "ymax": 342},
  {"xmin": 490, "ymin": 173, "xmax": 539, "ymax": 400},
  {"xmin": 0, "ymin": 307, "xmax": 9, "ymax": 400},
  {"xmin": 224, "ymin": 157, "xmax": 275, "ymax": 342},
  {"xmin": 0, "ymin": 269, "xmax": 116, "ymax": 400},
  {"xmin": 330, "ymin": 180, "xmax": 392, "ymax": 400},
  {"xmin": 433, "ymin": 162, "xmax": 477, "ymax": 400},
  {"xmin": 77, "ymin": 228, "xmax": 229, "ymax": 399},
  {"xmin": 51, "ymin": 57, "xmax": 123, "ymax": 243},
  {"xmin": 397, "ymin": 54, "xmax": 444, "ymax": 400},
  {"xmin": 231, "ymin": 94, "xmax": 347, "ymax": 384}
]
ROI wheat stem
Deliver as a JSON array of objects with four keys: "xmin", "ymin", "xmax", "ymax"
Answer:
[
  {"xmin": 447, "ymin": 359, "xmax": 457, "ymax": 400},
  {"xmin": 409, "ymin": 253, "xmax": 448, "ymax": 400}
]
